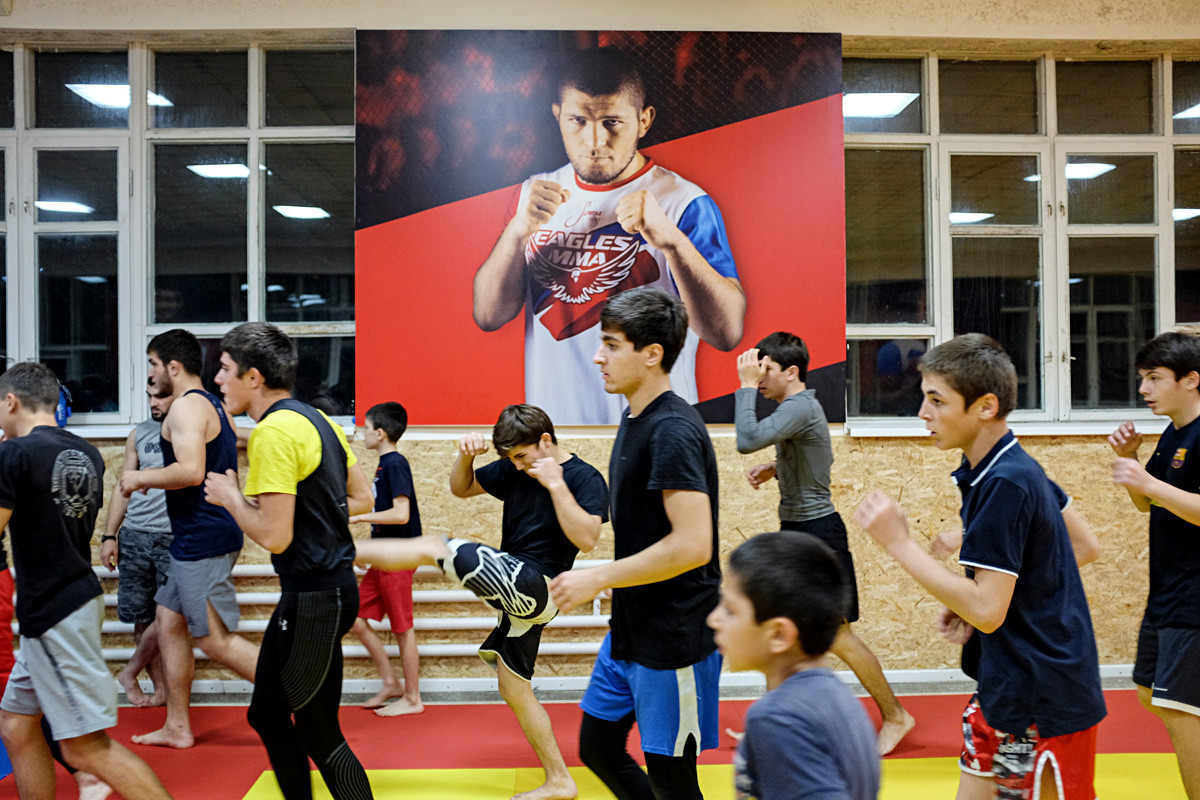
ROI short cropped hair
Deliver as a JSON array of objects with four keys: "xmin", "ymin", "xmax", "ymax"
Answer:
[
  {"xmin": 600, "ymin": 287, "xmax": 689, "ymax": 373},
  {"xmin": 919, "ymin": 333, "xmax": 1018, "ymax": 418},
  {"xmin": 492, "ymin": 404, "xmax": 556, "ymax": 458},
  {"xmin": 220, "ymin": 322, "xmax": 297, "ymax": 391},
  {"xmin": 1135, "ymin": 330, "xmax": 1200, "ymax": 380},
  {"xmin": 728, "ymin": 531, "xmax": 847, "ymax": 657},
  {"xmin": 366, "ymin": 401, "xmax": 408, "ymax": 443},
  {"xmin": 756, "ymin": 332, "xmax": 809, "ymax": 381},
  {"xmin": 0, "ymin": 362, "xmax": 62, "ymax": 413},
  {"xmin": 559, "ymin": 48, "xmax": 647, "ymax": 110},
  {"xmin": 148, "ymin": 329, "xmax": 202, "ymax": 377}
]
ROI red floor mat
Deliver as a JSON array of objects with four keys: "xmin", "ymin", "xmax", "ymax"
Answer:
[{"xmin": 0, "ymin": 689, "xmax": 1173, "ymax": 799}]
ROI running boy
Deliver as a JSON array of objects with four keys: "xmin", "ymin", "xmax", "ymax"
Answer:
[
  {"xmin": 1109, "ymin": 330, "xmax": 1200, "ymax": 799},
  {"xmin": 357, "ymin": 403, "xmax": 607, "ymax": 800},
  {"xmin": 551, "ymin": 287, "xmax": 722, "ymax": 800},
  {"xmin": 348, "ymin": 401, "xmax": 424, "ymax": 717},
  {"xmin": 734, "ymin": 331, "xmax": 913, "ymax": 754},
  {"xmin": 707, "ymin": 530, "xmax": 880, "ymax": 800},
  {"xmin": 854, "ymin": 333, "xmax": 1106, "ymax": 800},
  {"xmin": 0, "ymin": 362, "xmax": 174, "ymax": 800}
]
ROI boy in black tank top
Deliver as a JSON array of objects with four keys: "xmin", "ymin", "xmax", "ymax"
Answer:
[{"xmin": 205, "ymin": 322, "xmax": 375, "ymax": 800}]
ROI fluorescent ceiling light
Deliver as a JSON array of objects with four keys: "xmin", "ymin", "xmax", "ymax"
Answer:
[
  {"xmin": 948, "ymin": 212, "xmax": 995, "ymax": 224},
  {"xmin": 35, "ymin": 200, "xmax": 94, "ymax": 214},
  {"xmin": 65, "ymin": 84, "xmax": 172, "ymax": 108},
  {"xmin": 1174, "ymin": 208, "xmax": 1200, "ymax": 222},
  {"xmin": 842, "ymin": 92, "xmax": 919, "ymax": 118},
  {"xmin": 273, "ymin": 205, "xmax": 331, "ymax": 220},
  {"xmin": 267, "ymin": 284, "xmax": 285, "ymax": 292},
  {"xmin": 76, "ymin": 276, "xmax": 107, "ymax": 284},
  {"xmin": 1174, "ymin": 102, "xmax": 1200, "ymax": 119},
  {"xmin": 1024, "ymin": 163, "xmax": 1117, "ymax": 182},
  {"xmin": 187, "ymin": 163, "xmax": 251, "ymax": 179}
]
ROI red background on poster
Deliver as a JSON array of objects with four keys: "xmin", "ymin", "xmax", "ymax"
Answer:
[{"xmin": 356, "ymin": 95, "xmax": 844, "ymax": 425}]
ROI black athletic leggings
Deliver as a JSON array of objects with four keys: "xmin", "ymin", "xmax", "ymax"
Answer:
[
  {"xmin": 247, "ymin": 583, "xmax": 373, "ymax": 800},
  {"xmin": 579, "ymin": 711, "xmax": 703, "ymax": 800}
]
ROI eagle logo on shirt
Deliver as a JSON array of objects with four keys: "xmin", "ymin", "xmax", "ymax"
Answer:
[
  {"xmin": 1172, "ymin": 448, "xmax": 1187, "ymax": 469},
  {"xmin": 526, "ymin": 221, "xmax": 661, "ymax": 341}
]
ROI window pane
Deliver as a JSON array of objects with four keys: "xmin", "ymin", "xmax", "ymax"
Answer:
[
  {"xmin": 265, "ymin": 143, "xmax": 353, "ymax": 322},
  {"xmin": 38, "ymin": 235, "xmax": 118, "ymax": 413},
  {"xmin": 35, "ymin": 51, "xmax": 129, "ymax": 129},
  {"xmin": 1175, "ymin": 149, "xmax": 1200, "ymax": 323},
  {"xmin": 294, "ymin": 336, "xmax": 355, "ymax": 416},
  {"xmin": 266, "ymin": 50, "xmax": 354, "ymax": 127},
  {"xmin": 36, "ymin": 150, "xmax": 118, "ymax": 222},
  {"xmin": 950, "ymin": 154, "xmax": 1040, "ymax": 226},
  {"xmin": 847, "ymin": 338, "xmax": 929, "ymax": 417},
  {"xmin": 1172, "ymin": 61, "xmax": 1200, "ymax": 135},
  {"xmin": 0, "ymin": 234, "xmax": 6, "ymax": 360},
  {"xmin": 1066, "ymin": 154, "xmax": 1154, "ymax": 225},
  {"xmin": 1056, "ymin": 60, "xmax": 1154, "ymax": 135},
  {"xmin": 151, "ymin": 51, "xmax": 248, "ymax": 128},
  {"xmin": 842, "ymin": 58, "xmax": 923, "ymax": 134},
  {"xmin": 1068, "ymin": 237, "xmax": 1155, "ymax": 409},
  {"xmin": 952, "ymin": 237, "xmax": 1041, "ymax": 410},
  {"xmin": 846, "ymin": 149, "xmax": 926, "ymax": 323},
  {"xmin": 154, "ymin": 144, "xmax": 247, "ymax": 323},
  {"xmin": 0, "ymin": 50, "xmax": 13, "ymax": 129},
  {"xmin": 939, "ymin": 60, "xmax": 1038, "ymax": 134}
]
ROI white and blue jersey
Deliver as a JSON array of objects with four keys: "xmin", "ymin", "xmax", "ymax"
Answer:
[{"xmin": 519, "ymin": 159, "xmax": 737, "ymax": 425}]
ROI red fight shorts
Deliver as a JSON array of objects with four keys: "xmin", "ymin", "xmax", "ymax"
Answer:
[{"xmin": 357, "ymin": 567, "xmax": 415, "ymax": 633}]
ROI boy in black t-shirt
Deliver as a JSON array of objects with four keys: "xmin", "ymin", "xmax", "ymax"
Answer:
[
  {"xmin": 550, "ymin": 287, "xmax": 721, "ymax": 800},
  {"xmin": 0, "ymin": 362, "xmax": 174, "ymax": 800},
  {"xmin": 356, "ymin": 403, "xmax": 608, "ymax": 800},
  {"xmin": 1109, "ymin": 330, "xmax": 1200, "ymax": 799},
  {"xmin": 348, "ymin": 401, "xmax": 424, "ymax": 717}
]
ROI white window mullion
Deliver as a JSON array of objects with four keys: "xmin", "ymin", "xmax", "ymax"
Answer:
[{"xmin": 246, "ymin": 45, "xmax": 264, "ymax": 322}]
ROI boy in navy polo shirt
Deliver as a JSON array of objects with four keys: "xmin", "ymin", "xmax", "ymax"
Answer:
[
  {"xmin": 855, "ymin": 334, "xmax": 1105, "ymax": 800},
  {"xmin": 1109, "ymin": 329, "xmax": 1200, "ymax": 799}
]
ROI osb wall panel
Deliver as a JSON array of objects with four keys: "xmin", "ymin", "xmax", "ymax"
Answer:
[{"xmin": 73, "ymin": 430, "xmax": 1155, "ymax": 681}]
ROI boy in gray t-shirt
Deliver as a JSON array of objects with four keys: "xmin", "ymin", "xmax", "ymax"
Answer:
[{"xmin": 733, "ymin": 331, "xmax": 914, "ymax": 756}]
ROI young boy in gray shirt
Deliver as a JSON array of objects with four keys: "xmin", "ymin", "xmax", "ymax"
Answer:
[{"xmin": 734, "ymin": 331, "xmax": 914, "ymax": 755}]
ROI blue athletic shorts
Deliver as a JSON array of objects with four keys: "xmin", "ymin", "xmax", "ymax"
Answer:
[{"xmin": 581, "ymin": 633, "xmax": 721, "ymax": 757}]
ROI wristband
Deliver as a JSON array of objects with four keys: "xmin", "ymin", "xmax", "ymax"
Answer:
[{"xmin": 101, "ymin": 535, "xmax": 117, "ymax": 542}]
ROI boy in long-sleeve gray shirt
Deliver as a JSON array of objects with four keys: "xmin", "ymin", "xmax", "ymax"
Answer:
[{"xmin": 734, "ymin": 331, "xmax": 914, "ymax": 756}]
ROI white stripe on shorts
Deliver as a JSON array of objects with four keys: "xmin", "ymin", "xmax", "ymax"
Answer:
[{"xmin": 673, "ymin": 664, "xmax": 702, "ymax": 757}]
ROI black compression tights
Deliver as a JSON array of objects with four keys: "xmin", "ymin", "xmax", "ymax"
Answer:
[
  {"xmin": 247, "ymin": 585, "xmax": 373, "ymax": 800},
  {"xmin": 579, "ymin": 711, "xmax": 703, "ymax": 800}
]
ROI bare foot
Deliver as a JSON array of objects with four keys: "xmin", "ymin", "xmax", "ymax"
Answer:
[
  {"xmin": 374, "ymin": 698, "xmax": 425, "ymax": 717},
  {"xmin": 131, "ymin": 725, "xmax": 194, "ymax": 749},
  {"xmin": 117, "ymin": 669, "xmax": 149, "ymax": 708},
  {"xmin": 361, "ymin": 685, "xmax": 405, "ymax": 709},
  {"xmin": 146, "ymin": 689, "xmax": 167, "ymax": 708},
  {"xmin": 725, "ymin": 727, "xmax": 745, "ymax": 743},
  {"xmin": 75, "ymin": 771, "xmax": 112, "ymax": 800},
  {"xmin": 877, "ymin": 709, "xmax": 916, "ymax": 756},
  {"xmin": 511, "ymin": 778, "xmax": 578, "ymax": 800}
]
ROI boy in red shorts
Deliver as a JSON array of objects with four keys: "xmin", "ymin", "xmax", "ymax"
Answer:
[
  {"xmin": 855, "ymin": 334, "xmax": 1105, "ymax": 800},
  {"xmin": 349, "ymin": 401, "xmax": 424, "ymax": 716}
]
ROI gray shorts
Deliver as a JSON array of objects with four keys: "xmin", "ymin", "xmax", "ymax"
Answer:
[
  {"xmin": 117, "ymin": 527, "xmax": 173, "ymax": 625},
  {"xmin": 0, "ymin": 596, "xmax": 117, "ymax": 740},
  {"xmin": 155, "ymin": 551, "xmax": 241, "ymax": 638}
]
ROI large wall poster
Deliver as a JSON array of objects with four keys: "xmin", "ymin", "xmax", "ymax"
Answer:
[{"xmin": 356, "ymin": 30, "xmax": 846, "ymax": 425}]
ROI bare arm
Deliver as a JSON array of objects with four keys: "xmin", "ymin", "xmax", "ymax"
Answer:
[
  {"xmin": 449, "ymin": 433, "xmax": 488, "ymax": 498},
  {"xmin": 1062, "ymin": 506, "xmax": 1101, "ymax": 567},
  {"xmin": 526, "ymin": 457, "xmax": 602, "ymax": 553},
  {"xmin": 550, "ymin": 489, "xmax": 712, "ymax": 611},
  {"xmin": 351, "ymin": 495, "xmax": 410, "ymax": 526},
  {"xmin": 101, "ymin": 430, "xmax": 138, "ymax": 569},
  {"xmin": 855, "ymin": 490, "xmax": 1016, "ymax": 633},
  {"xmin": 473, "ymin": 180, "xmax": 568, "ymax": 331},
  {"xmin": 119, "ymin": 394, "xmax": 211, "ymax": 494},
  {"xmin": 1109, "ymin": 422, "xmax": 1152, "ymax": 511},
  {"xmin": 1113, "ymin": 457, "xmax": 1200, "ymax": 526},
  {"xmin": 617, "ymin": 191, "xmax": 745, "ymax": 350},
  {"xmin": 346, "ymin": 461, "xmax": 373, "ymax": 517},
  {"xmin": 204, "ymin": 469, "xmax": 295, "ymax": 554}
]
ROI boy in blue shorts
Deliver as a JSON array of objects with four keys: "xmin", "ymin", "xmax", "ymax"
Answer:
[
  {"xmin": 356, "ymin": 403, "xmax": 608, "ymax": 800},
  {"xmin": 551, "ymin": 287, "xmax": 722, "ymax": 800},
  {"xmin": 707, "ymin": 530, "xmax": 879, "ymax": 800},
  {"xmin": 349, "ymin": 401, "xmax": 424, "ymax": 717},
  {"xmin": 854, "ymin": 334, "xmax": 1105, "ymax": 800},
  {"xmin": 1109, "ymin": 330, "xmax": 1200, "ymax": 799}
]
